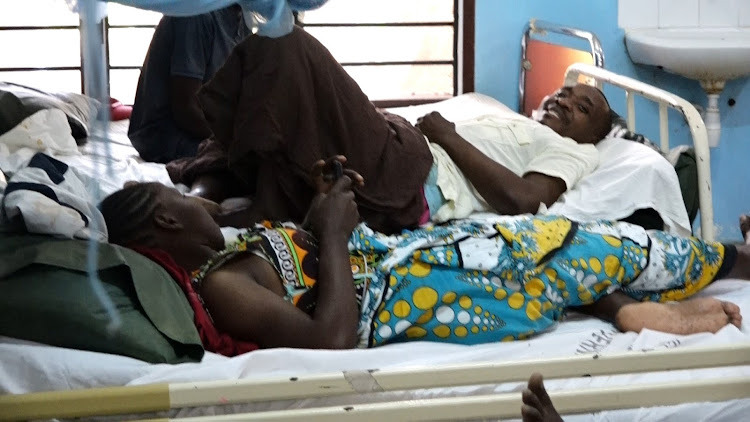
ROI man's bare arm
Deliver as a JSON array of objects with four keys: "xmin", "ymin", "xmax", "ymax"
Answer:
[{"xmin": 417, "ymin": 112, "xmax": 566, "ymax": 215}]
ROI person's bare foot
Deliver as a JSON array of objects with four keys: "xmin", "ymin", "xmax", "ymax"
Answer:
[
  {"xmin": 615, "ymin": 297, "xmax": 742, "ymax": 335},
  {"xmin": 741, "ymin": 215, "xmax": 750, "ymax": 245},
  {"xmin": 521, "ymin": 373, "xmax": 564, "ymax": 422}
]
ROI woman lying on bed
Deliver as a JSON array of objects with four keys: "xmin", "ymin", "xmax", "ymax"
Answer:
[{"xmin": 99, "ymin": 159, "xmax": 746, "ymax": 350}]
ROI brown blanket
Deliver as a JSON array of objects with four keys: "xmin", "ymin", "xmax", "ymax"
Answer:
[{"xmin": 168, "ymin": 26, "xmax": 432, "ymax": 233}]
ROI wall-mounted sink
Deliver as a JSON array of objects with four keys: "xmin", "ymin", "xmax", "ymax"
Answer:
[
  {"xmin": 625, "ymin": 27, "xmax": 750, "ymax": 147},
  {"xmin": 626, "ymin": 28, "xmax": 750, "ymax": 82}
]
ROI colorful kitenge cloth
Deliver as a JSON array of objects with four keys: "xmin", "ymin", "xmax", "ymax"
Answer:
[{"xmin": 192, "ymin": 216, "xmax": 732, "ymax": 348}]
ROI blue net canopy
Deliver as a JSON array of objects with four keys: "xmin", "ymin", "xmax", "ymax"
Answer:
[{"xmin": 68, "ymin": 0, "xmax": 328, "ymax": 36}]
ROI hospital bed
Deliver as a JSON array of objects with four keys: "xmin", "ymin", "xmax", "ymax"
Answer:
[{"xmin": 1, "ymin": 60, "xmax": 748, "ymax": 421}]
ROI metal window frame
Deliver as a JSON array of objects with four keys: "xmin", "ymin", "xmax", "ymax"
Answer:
[{"xmin": 0, "ymin": 1, "xmax": 474, "ymax": 105}]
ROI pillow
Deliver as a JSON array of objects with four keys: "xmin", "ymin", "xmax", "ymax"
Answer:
[
  {"xmin": 608, "ymin": 110, "xmax": 700, "ymax": 224},
  {"xmin": 0, "ymin": 82, "xmax": 98, "ymax": 144},
  {"xmin": 0, "ymin": 233, "xmax": 204, "ymax": 364},
  {"xmin": 608, "ymin": 110, "xmax": 662, "ymax": 153}
]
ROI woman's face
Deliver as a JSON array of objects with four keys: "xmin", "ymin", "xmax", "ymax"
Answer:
[{"xmin": 155, "ymin": 185, "xmax": 226, "ymax": 251}]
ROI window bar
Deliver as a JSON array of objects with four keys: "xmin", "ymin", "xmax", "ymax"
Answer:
[
  {"xmin": 453, "ymin": 0, "xmax": 459, "ymax": 96},
  {"xmin": 104, "ymin": 16, "xmax": 112, "ymax": 97},
  {"xmin": 659, "ymin": 102, "xmax": 670, "ymax": 152},
  {"xmin": 626, "ymin": 89, "xmax": 636, "ymax": 131}
]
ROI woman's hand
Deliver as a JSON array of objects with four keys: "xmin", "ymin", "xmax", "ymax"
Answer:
[
  {"xmin": 309, "ymin": 155, "xmax": 364, "ymax": 193},
  {"xmin": 303, "ymin": 156, "xmax": 364, "ymax": 236},
  {"xmin": 306, "ymin": 176, "xmax": 361, "ymax": 238},
  {"xmin": 416, "ymin": 111, "xmax": 457, "ymax": 147}
]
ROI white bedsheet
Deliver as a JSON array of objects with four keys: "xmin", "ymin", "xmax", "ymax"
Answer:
[{"xmin": 1, "ymin": 279, "xmax": 749, "ymax": 420}]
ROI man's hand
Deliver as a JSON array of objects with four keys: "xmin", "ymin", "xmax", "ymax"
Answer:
[{"xmin": 416, "ymin": 111, "xmax": 457, "ymax": 147}]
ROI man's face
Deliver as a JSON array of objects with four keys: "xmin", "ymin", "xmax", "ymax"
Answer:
[{"xmin": 534, "ymin": 84, "xmax": 611, "ymax": 144}]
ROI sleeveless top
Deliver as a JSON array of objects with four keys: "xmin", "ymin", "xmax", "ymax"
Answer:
[
  {"xmin": 191, "ymin": 216, "xmax": 576, "ymax": 348},
  {"xmin": 190, "ymin": 222, "xmax": 388, "ymax": 348}
]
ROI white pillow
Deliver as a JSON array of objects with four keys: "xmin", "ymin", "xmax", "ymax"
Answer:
[{"xmin": 547, "ymin": 137, "xmax": 691, "ymax": 236}]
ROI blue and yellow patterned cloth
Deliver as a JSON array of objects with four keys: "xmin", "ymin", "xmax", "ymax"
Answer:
[
  {"xmin": 195, "ymin": 215, "xmax": 729, "ymax": 348},
  {"xmin": 351, "ymin": 216, "xmax": 727, "ymax": 347}
]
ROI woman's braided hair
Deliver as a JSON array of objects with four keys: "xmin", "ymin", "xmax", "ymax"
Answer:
[{"xmin": 99, "ymin": 182, "xmax": 163, "ymax": 246}]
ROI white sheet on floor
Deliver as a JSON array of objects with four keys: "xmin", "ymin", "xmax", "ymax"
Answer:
[
  {"xmin": 2, "ymin": 279, "xmax": 748, "ymax": 421},
  {"xmin": 389, "ymin": 94, "xmax": 691, "ymax": 235}
]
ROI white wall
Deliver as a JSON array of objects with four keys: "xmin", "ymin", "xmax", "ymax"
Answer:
[{"xmin": 618, "ymin": 0, "xmax": 750, "ymax": 29}]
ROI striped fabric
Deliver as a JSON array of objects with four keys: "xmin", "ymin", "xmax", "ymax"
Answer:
[{"xmin": 1, "ymin": 152, "xmax": 107, "ymax": 240}]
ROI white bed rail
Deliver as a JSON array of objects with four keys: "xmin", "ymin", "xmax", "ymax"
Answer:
[
  {"xmin": 2, "ymin": 344, "xmax": 749, "ymax": 421},
  {"xmin": 131, "ymin": 378, "xmax": 750, "ymax": 422},
  {"xmin": 563, "ymin": 63, "xmax": 714, "ymax": 241}
]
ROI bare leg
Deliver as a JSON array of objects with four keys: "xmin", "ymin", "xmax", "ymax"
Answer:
[
  {"xmin": 615, "ymin": 298, "xmax": 742, "ymax": 335},
  {"xmin": 521, "ymin": 373, "xmax": 564, "ymax": 422},
  {"xmin": 577, "ymin": 291, "xmax": 741, "ymax": 336}
]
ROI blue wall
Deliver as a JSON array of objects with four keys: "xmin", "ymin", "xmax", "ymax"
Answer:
[{"xmin": 474, "ymin": 0, "xmax": 750, "ymax": 242}]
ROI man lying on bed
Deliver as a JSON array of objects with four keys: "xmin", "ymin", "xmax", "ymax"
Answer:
[
  {"xmin": 167, "ymin": 26, "xmax": 613, "ymax": 234},
  {"xmin": 99, "ymin": 159, "xmax": 747, "ymax": 354}
]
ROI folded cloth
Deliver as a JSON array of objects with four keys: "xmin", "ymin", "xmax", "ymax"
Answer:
[
  {"xmin": 134, "ymin": 247, "xmax": 259, "ymax": 357},
  {"xmin": 0, "ymin": 82, "xmax": 97, "ymax": 143},
  {"xmin": 0, "ymin": 109, "xmax": 80, "ymax": 156},
  {"xmin": 1, "ymin": 153, "xmax": 107, "ymax": 241},
  {"xmin": 186, "ymin": 27, "xmax": 432, "ymax": 233}
]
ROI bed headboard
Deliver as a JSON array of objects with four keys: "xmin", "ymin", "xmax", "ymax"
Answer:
[
  {"xmin": 563, "ymin": 63, "xmax": 714, "ymax": 241},
  {"xmin": 520, "ymin": 19, "xmax": 604, "ymax": 117}
]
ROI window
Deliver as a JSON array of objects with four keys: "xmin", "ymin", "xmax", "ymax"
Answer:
[
  {"xmin": 0, "ymin": 0, "xmax": 82, "ymax": 94},
  {"xmin": 0, "ymin": 1, "xmax": 473, "ymax": 106},
  {"xmin": 105, "ymin": 3, "xmax": 162, "ymax": 105},
  {"xmin": 0, "ymin": 0, "xmax": 159, "ymax": 104},
  {"xmin": 301, "ymin": 0, "xmax": 474, "ymax": 105}
]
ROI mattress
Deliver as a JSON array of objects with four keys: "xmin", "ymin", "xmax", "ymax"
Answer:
[
  {"xmin": 1, "ymin": 279, "xmax": 749, "ymax": 421},
  {"xmin": 1, "ymin": 97, "xmax": 748, "ymax": 421},
  {"xmin": 69, "ymin": 119, "xmax": 175, "ymax": 195}
]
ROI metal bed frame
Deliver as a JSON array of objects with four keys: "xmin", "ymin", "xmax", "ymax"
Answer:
[
  {"xmin": 0, "ymin": 63, "xmax": 728, "ymax": 422},
  {"xmin": 565, "ymin": 63, "xmax": 715, "ymax": 241},
  {"xmin": 520, "ymin": 19, "xmax": 714, "ymax": 240},
  {"xmin": 1, "ymin": 344, "xmax": 749, "ymax": 421},
  {"xmin": 519, "ymin": 19, "xmax": 605, "ymax": 116}
]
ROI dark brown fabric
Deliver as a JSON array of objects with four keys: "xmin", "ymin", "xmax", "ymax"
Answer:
[
  {"xmin": 189, "ymin": 26, "xmax": 432, "ymax": 233},
  {"xmin": 166, "ymin": 137, "xmax": 239, "ymax": 186}
]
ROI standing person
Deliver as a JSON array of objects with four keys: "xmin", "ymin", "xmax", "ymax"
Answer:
[{"xmin": 128, "ymin": 5, "xmax": 249, "ymax": 163}]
